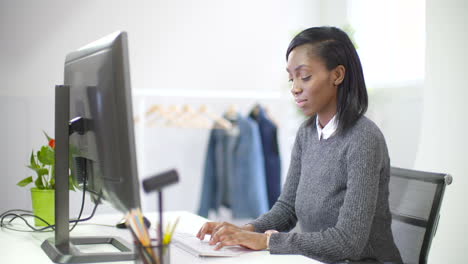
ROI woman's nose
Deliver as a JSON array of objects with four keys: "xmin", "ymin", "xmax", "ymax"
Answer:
[{"xmin": 291, "ymin": 84, "xmax": 303, "ymax": 96}]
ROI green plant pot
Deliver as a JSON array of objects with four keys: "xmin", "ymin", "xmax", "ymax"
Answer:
[{"xmin": 30, "ymin": 188, "xmax": 55, "ymax": 227}]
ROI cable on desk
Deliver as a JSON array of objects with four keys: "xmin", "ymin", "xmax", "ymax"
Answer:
[
  {"xmin": 0, "ymin": 209, "xmax": 32, "ymax": 218},
  {"xmin": 0, "ymin": 175, "xmax": 102, "ymax": 232},
  {"xmin": 0, "ymin": 213, "xmax": 54, "ymax": 232}
]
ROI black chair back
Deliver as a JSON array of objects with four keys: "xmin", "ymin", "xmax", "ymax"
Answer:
[{"xmin": 389, "ymin": 167, "xmax": 452, "ymax": 264}]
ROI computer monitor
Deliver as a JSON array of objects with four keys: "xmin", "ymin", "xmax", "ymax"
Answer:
[
  {"xmin": 66, "ymin": 31, "xmax": 140, "ymax": 212},
  {"xmin": 41, "ymin": 31, "xmax": 141, "ymax": 263}
]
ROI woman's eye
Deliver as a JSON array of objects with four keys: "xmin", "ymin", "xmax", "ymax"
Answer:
[
  {"xmin": 301, "ymin": 76, "xmax": 311, "ymax": 81},
  {"xmin": 288, "ymin": 78, "xmax": 293, "ymax": 82}
]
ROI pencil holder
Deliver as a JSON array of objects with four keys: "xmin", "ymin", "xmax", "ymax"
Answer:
[{"xmin": 134, "ymin": 239, "xmax": 170, "ymax": 264}]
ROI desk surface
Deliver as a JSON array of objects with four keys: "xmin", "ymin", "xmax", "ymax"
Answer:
[{"xmin": 0, "ymin": 211, "xmax": 322, "ymax": 264}]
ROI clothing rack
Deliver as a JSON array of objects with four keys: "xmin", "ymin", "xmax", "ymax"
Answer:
[
  {"xmin": 131, "ymin": 91, "xmax": 289, "ymax": 217},
  {"xmin": 135, "ymin": 104, "xmax": 232, "ymax": 129},
  {"xmin": 135, "ymin": 103, "xmax": 278, "ymax": 130}
]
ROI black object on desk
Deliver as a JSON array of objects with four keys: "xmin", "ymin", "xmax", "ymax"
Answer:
[
  {"xmin": 142, "ymin": 169, "xmax": 179, "ymax": 264},
  {"xmin": 116, "ymin": 216, "xmax": 151, "ymax": 229},
  {"xmin": 142, "ymin": 169, "xmax": 179, "ymax": 192}
]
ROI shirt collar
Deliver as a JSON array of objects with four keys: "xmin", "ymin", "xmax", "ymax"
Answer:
[{"xmin": 316, "ymin": 114, "xmax": 338, "ymax": 140}]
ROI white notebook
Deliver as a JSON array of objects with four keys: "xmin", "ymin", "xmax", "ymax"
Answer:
[{"xmin": 172, "ymin": 232, "xmax": 253, "ymax": 257}]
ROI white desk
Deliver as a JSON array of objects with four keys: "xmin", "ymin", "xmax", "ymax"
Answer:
[{"xmin": 0, "ymin": 211, "xmax": 322, "ymax": 264}]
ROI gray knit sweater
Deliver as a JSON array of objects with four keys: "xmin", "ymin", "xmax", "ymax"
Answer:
[{"xmin": 250, "ymin": 116, "xmax": 402, "ymax": 264}]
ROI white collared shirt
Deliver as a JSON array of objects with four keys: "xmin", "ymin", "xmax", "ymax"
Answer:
[{"xmin": 316, "ymin": 115, "xmax": 338, "ymax": 140}]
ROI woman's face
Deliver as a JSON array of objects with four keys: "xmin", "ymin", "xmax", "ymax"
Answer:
[{"xmin": 287, "ymin": 44, "xmax": 341, "ymax": 118}]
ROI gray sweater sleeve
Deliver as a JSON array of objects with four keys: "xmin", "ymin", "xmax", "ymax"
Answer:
[
  {"xmin": 249, "ymin": 124, "xmax": 304, "ymax": 232},
  {"xmin": 251, "ymin": 123, "xmax": 385, "ymax": 262}
]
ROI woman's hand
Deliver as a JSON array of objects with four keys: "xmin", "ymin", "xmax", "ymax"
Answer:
[
  {"xmin": 196, "ymin": 222, "xmax": 267, "ymax": 251},
  {"xmin": 196, "ymin": 222, "xmax": 254, "ymax": 240},
  {"xmin": 210, "ymin": 226, "xmax": 268, "ymax": 250}
]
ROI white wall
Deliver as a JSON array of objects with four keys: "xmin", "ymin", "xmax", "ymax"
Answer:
[
  {"xmin": 0, "ymin": 0, "xmax": 319, "ymax": 97},
  {"xmin": 320, "ymin": 0, "xmax": 348, "ymax": 27},
  {"xmin": 347, "ymin": 0, "xmax": 426, "ymax": 87},
  {"xmin": 415, "ymin": 0, "xmax": 468, "ymax": 262},
  {"xmin": 367, "ymin": 83, "xmax": 424, "ymax": 169},
  {"xmin": 0, "ymin": 0, "xmax": 319, "ymax": 216}
]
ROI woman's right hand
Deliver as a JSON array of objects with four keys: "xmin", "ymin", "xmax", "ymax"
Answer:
[{"xmin": 196, "ymin": 222, "xmax": 254, "ymax": 241}]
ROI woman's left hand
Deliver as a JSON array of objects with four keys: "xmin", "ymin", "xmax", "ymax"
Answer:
[{"xmin": 209, "ymin": 223, "xmax": 268, "ymax": 251}]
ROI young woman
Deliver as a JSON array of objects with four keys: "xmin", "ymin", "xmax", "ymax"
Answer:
[{"xmin": 196, "ymin": 26, "xmax": 402, "ymax": 264}]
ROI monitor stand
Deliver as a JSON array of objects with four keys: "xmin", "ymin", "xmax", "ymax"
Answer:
[
  {"xmin": 41, "ymin": 85, "xmax": 135, "ymax": 263},
  {"xmin": 41, "ymin": 237, "xmax": 134, "ymax": 263}
]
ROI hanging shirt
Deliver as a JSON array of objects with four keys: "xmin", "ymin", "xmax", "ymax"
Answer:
[
  {"xmin": 249, "ymin": 105, "xmax": 282, "ymax": 209},
  {"xmin": 198, "ymin": 113, "xmax": 269, "ymax": 219}
]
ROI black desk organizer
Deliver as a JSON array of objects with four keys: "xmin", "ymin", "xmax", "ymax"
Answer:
[{"xmin": 142, "ymin": 169, "xmax": 179, "ymax": 264}]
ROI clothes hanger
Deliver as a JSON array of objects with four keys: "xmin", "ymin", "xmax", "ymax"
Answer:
[
  {"xmin": 225, "ymin": 104, "xmax": 238, "ymax": 120},
  {"xmin": 250, "ymin": 103, "xmax": 261, "ymax": 118},
  {"xmin": 176, "ymin": 104, "xmax": 209, "ymax": 128},
  {"xmin": 145, "ymin": 104, "xmax": 167, "ymax": 127},
  {"xmin": 199, "ymin": 104, "xmax": 232, "ymax": 130},
  {"xmin": 142, "ymin": 104, "xmax": 233, "ymax": 130}
]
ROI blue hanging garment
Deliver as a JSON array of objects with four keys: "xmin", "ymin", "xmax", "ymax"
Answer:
[
  {"xmin": 198, "ymin": 113, "xmax": 269, "ymax": 219},
  {"xmin": 249, "ymin": 104, "xmax": 281, "ymax": 209}
]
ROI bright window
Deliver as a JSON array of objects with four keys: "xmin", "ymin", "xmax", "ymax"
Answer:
[{"xmin": 347, "ymin": 0, "xmax": 425, "ymax": 88}]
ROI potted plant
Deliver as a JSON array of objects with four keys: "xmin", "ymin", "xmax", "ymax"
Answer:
[{"xmin": 17, "ymin": 132, "xmax": 78, "ymax": 226}]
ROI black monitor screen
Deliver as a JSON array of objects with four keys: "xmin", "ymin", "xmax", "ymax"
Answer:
[{"xmin": 64, "ymin": 32, "xmax": 140, "ymax": 213}]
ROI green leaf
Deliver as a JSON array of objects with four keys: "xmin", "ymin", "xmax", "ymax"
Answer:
[
  {"xmin": 51, "ymin": 164, "xmax": 55, "ymax": 183},
  {"xmin": 35, "ymin": 175, "xmax": 45, "ymax": 189},
  {"xmin": 37, "ymin": 146, "xmax": 54, "ymax": 165},
  {"xmin": 43, "ymin": 131, "xmax": 52, "ymax": 142},
  {"xmin": 17, "ymin": 176, "xmax": 33, "ymax": 187},
  {"xmin": 30, "ymin": 151, "xmax": 35, "ymax": 166},
  {"xmin": 29, "ymin": 162, "xmax": 40, "ymax": 170},
  {"xmin": 68, "ymin": 175, "xmax": 76, "ymax": 191},
  {"xmin": 29, "ymin": 151, "xmax": 40, "ymax": 168},
  {"xmin": 50, "ymin": 175, "xmax": 55, "ymax": 189},
  {"xmin": 39, "ymin": 168, "xmax": 49, "ymax": 176},
  {"xmin": 28, "ymin": 166, "xmax": 49, "ymax": 177}
]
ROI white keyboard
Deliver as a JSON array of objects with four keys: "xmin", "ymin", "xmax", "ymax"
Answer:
[{"xmin": 172, "ymin": 233, "xmax": 253, "ymax": 257}]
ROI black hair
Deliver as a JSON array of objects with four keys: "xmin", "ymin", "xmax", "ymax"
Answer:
[{"xmin": 286, "ymin": 26, "xmax": 368, "ymax": 135}]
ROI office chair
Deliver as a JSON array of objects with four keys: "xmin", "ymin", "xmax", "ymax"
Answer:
[{"xmin": 389, "ymin": 167, "xmax": 452, "ymax": 264}]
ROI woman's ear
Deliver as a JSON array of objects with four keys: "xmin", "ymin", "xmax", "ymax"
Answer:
[{"xmin": 333, "ymin": 65, "xmax": 346, "ymax": 86}]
